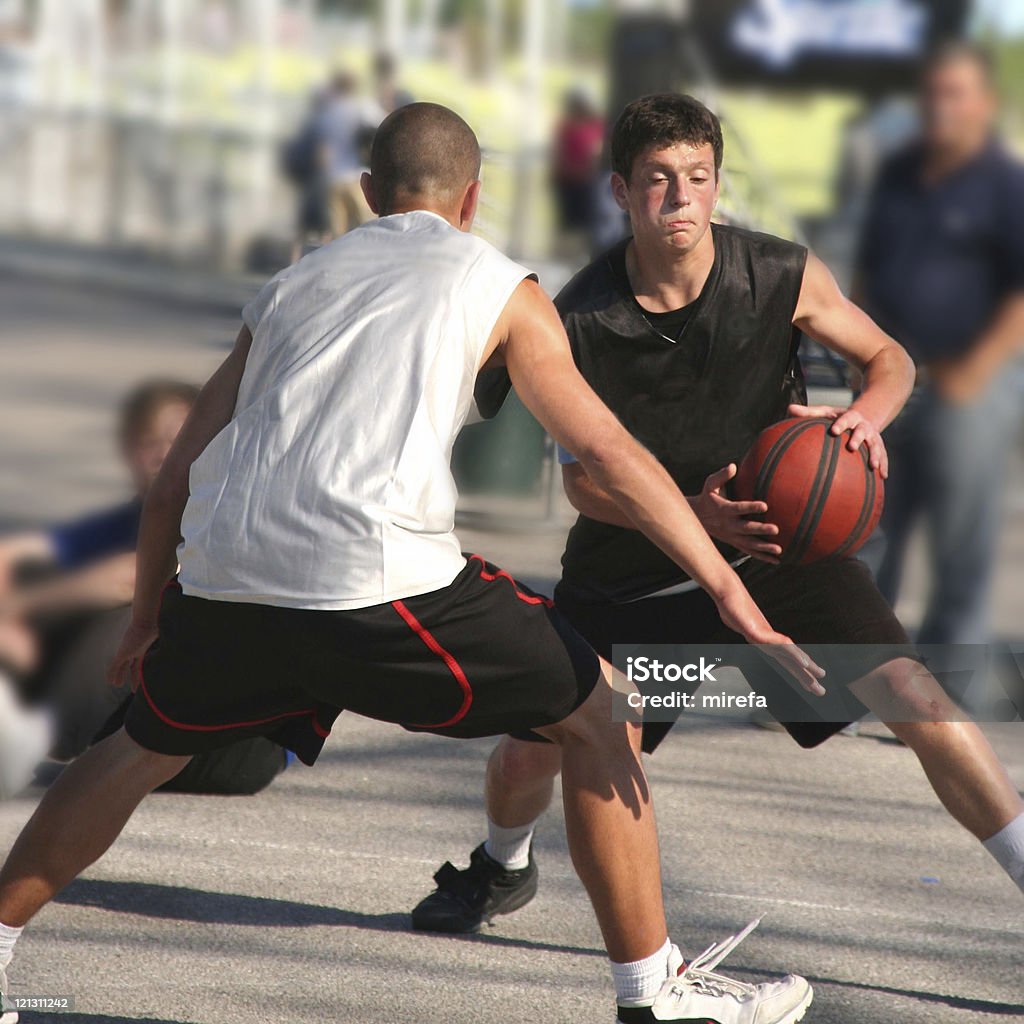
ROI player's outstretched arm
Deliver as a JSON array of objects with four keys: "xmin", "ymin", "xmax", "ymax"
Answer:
[
  {"xmin": 109, "ymin": 325, "xmax": 254, "ymax": 688},
  {"xmin": 792, "ymin": 253, "xmax": 915, "ymax": 477},
  {"xmin": 496, "ymin": 279, "xmax": 825, "ymax": 694}
]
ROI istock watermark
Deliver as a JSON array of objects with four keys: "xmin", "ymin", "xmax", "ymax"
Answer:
[{"xmin": 611, "ymin": 644, "xmax": 1024, "ymax": 724}]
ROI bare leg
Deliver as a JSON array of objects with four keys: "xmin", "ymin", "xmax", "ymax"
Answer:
[
  {"xmin": 535, "ymin": 660, "xmax": 666, "ymax": 964},
  {"xmin": 485, "ymin": 735, "xmax": 562, "ymax": 829},
  {"xmin": 850, "ymin": 659, "xmax": 1023, "ymax": 841},
  {"xmin": 0, "ymin": 729, "xmax": 190, "ymax": 926}
]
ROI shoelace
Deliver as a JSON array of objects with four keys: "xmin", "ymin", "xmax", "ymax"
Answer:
[
  {"xmin": 663, "ymin": 917, "xmax": 764, "ymax": 1006},
  {"xmin": 433, "ymin": 861, "xmax": 485, "ymax": 904}
]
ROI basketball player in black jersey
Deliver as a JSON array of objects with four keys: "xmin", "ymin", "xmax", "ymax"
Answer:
[{"xmin": 413, "ymin": 96, "xmax": 1024, "ymax": 966}]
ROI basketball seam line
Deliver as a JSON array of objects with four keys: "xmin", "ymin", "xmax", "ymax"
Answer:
[
  {"xmin": 754, "ymin": 423, "xmax": 800, "ymax": 498},
  {"xmin": 832, "ymin": 444, "xmax": 876, "ymax": 560},
  {"xmin": 790, "ymin": 430, "xmax": 843, "ymax": 564},
  {"xmin": 753, "ymin": 419, "xmax": 821, "ymax": 500},
  {"xmin": 786, "ymin": 428, "xmax": 840, "ymax": 564}
]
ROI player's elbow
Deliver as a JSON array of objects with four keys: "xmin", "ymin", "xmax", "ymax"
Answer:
[
  {"xmin": 879, "ymin": 338, "xmax": 915, "ymax": 390},
  {"xmin": 575, "ymin": 431, "xmax": 640, "ymax": 490},
  {"xmin": 575, "ymin": 436, "xmax": 623, "ymax": 480}
]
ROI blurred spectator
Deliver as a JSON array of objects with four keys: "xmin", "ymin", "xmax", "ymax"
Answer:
[
  {"xmin": 373, "ymin": 52, "xmax": 415, "ymax": 114},
  {"xmin": 283, "ymin": 87, "xmax": 332, "ymax": 262},
  {"xmin": 590, "ymin": 170, "xmax": 630, "ymax": 256},
  {"xmin": 857, "ymin": 42, "xmax": 1024, "ymax": 645},
  {"xmin": 313, "ymin": 71, "xmax": 384, "ymax": 239},
  {"xmin": 550, "ymin": 88, "xmax": 605, "ymax": 258},
  {"xmin": 0, "ymin": 381, "xmax": 291, "ymax": 797},
  {"xmin": 834, "ymin": 97, "xmax": 918, "ymax": 227}
]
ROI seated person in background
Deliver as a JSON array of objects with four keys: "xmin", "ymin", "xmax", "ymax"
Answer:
[{"xmin": 0, "ymin": 380, "xmax": 292, "ymax": 797}]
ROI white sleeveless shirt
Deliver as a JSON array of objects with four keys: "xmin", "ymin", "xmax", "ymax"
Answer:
[{"xmin": 177, "ymin": 211, "xmax": 531, "ymax": 610}]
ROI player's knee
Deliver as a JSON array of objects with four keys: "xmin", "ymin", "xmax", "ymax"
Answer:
[
  {"xmin": 541, "ymin": 662, "xmax": 642, "ymax": 754},
  {"xmin": 493, "ymin": 738, "xmax": 561, "ymax": 787},
  {"xmin": 543, "ymin": 716, "xmax": 641, "ymax": 767},
  {"xmin": 870, "ymin": 658, "xmax": 954, "ymax": 724}
]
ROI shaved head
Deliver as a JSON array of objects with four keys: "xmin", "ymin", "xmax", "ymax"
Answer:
[{"xmin": 368, "ymin": 102, "xmax": 481, "ymax": 216}]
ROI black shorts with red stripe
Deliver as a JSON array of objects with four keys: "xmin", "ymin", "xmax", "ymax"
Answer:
[{"xmin": 123, "ymin": 555, "xmax": 600, "ymax": 765}]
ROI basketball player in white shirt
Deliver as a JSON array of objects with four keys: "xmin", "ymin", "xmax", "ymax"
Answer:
[{"xmin": 0, "ymin": 104, "xmax": 823, "ymax": 1024}]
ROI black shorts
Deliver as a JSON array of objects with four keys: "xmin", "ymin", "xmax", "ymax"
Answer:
[
  {"xmin": 124, "ymin": 556, "xmax": 600, "ymax": 765},
  {"xmin": 553, "ymin": 557, "xmax": 913, "ymax": 753}
]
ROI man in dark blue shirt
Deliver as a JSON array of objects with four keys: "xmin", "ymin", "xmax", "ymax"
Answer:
[{"xmin": 858, "ymin": 42, "xmax": 1024, "ymax": 645}]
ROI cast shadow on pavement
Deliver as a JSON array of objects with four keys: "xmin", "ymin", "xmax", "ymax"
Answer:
[
  {"xmin": 742, "ymin": 966, "xmax": 1024, "ymax": 1018},
  {"xmin": 54, "ymin": 877, "xmax": 604, "ymax": 959}
]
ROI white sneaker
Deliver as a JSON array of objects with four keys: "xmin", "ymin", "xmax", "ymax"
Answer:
[
  {"xmin": 618, "ymin": 918, "xmax": 812, "ymax": 1024},
  {"xmin": 0, "ymin": 964, "xmax": 19, "ymax": 1023},
  {"xmin": 0, "ymin": 674, "xmax": 53, "ymax": 801}
]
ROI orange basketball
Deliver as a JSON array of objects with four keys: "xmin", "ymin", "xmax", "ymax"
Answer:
[{"xmin": 734, "ymin": 417, "xmax": 884, "ymax": 565}]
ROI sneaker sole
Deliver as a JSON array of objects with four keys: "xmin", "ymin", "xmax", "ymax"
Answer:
[
  {"xmin": 616, "ymin": 985, "xmax": 813, "ymax": 1024},
  {"xmin": 777, "ymin": 985, "xmax": 813, "ymax": 1024},
  {"xmin": 482, "ymin": 870, "xmax": 539, "ymax": 926}
]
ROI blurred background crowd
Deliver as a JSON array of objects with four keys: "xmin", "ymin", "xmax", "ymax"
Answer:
[{"xmin": 0, "ymin": 0, "xmax": 1022, "ymax": 797}]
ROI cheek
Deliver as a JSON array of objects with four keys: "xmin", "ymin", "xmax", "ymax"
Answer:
[{"xmin": 636, "ymin": 191, "xmax": 667, "ymax": 219}]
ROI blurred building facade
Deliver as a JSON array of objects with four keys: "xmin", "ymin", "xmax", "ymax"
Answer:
[{"xmin": 0, "ymin": 0, "xmax": 586, "ymax": 270}]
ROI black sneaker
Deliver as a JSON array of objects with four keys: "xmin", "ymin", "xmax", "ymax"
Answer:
[{"xmin": 411, "ymin": 842, "xmax": 538, "ymax": 933}]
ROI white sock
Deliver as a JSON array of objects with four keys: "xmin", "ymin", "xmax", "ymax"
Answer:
[
  {"xmin": 983, "ymin": 811, "xmax": 1024, "ymax": 894},
  {"xmin": 484, "ymin": 817, "xmax": 536, "ymax": 870},
  {"xmin": 611, "ymin": 938, "xmax": 674, "ymax": 1006},
  {"xmin": 0, "ymin": 922, "xmax": 23, "ymax": 969}
]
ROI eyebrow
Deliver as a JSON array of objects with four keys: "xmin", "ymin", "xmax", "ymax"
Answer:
[{"xmin": 645, "ymin": 161, "xmax": 714, "ymax": 174}]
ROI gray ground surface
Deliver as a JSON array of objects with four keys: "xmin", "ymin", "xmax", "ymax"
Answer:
[{"xmin": 0, "ymin": 269, "xmax": 1022, "ymax": 1024}]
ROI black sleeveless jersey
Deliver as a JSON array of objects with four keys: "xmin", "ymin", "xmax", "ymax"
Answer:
[{"xmin": 557, "ymin": 223, "xmax": 808, "ymax": 603}]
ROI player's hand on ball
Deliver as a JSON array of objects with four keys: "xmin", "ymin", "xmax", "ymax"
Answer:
[
  {"xmin": 693, "ymin": 464, "xmax": 783, "ymax": 563},
  {"xmin": 714, "ymin": 585, "xmax": 827, "ymax": 697},
  {"xmin": 108, "ymin": 620, "xmax": 159, "ymax": 691},
  {"xmin": 787, "ymin": 403, "xmax": 888, "ymax": 479}
]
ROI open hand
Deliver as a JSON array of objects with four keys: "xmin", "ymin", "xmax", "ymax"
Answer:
[
  {"xmin": 692, "ymin": 464, "xmax": 782, "ymax": 563},
  {"xmin": 788, "ymin": 403, "xmax": 888, "ymax": 479},
  {"xmin": 714, "ymin": 583, "xmax": 827, "ymax": 697}
]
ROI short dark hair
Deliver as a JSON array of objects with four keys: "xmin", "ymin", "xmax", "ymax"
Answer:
[
  {"xmin": 923, "ymin": 39, "xmax": 997, "ymax": 87},
  {"xmin": 611, "ymin": 93, "xmax": 724, "ymax": 183},
  {"xmin": 118, "ymin": 380, "xmax": 199, "ymax": 447},
  {"xmin": 369, "ymin": 102, "xmax": 481, "ymax": 215}
]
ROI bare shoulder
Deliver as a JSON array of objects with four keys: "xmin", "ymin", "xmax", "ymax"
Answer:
[
  {"xmin": 485, "ymin": 276, "xmax": 564, "ymax": 368},
  {"xmin": 504, "ymin": 277, "xmax": 563, "ymax": 332},
  {"xmin": 794, "ymin": 251, "xmax": 843, "ymax": 323},
  {"xmin": 505, "ymin": 276, "xmax": 554, "ymax": 315},
  {"xmin": 800, "ymin": 251, "xmax": 837, "ymax": 293}
]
